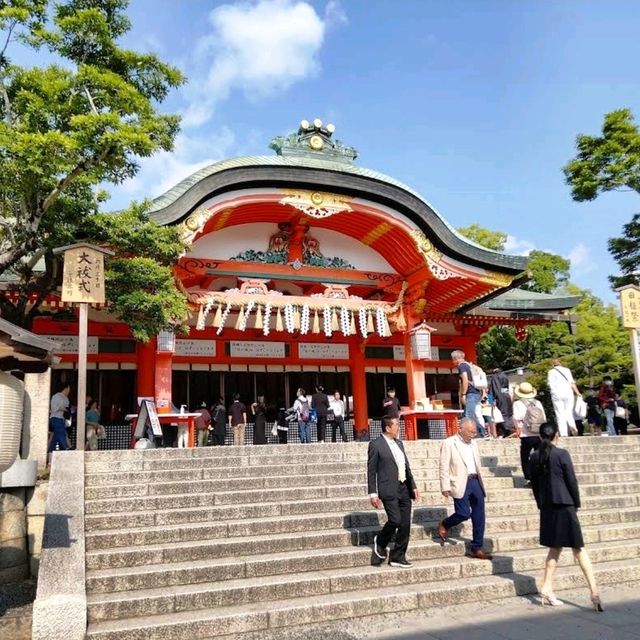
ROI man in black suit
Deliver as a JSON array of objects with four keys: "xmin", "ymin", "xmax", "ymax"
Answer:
[
  {"xmin": 311, "ymin": 385, "xmax": 330, "ymax": 442},
  {"xmin": 367, "ymin": 417, "xmax": 419, "ymax": 568}
]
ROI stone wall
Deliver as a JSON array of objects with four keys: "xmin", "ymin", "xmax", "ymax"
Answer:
[{"xmin": 0, "ymin": 482, "xmax": 48, "ymax": 584}]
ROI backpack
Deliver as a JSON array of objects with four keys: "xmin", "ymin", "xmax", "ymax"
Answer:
[
  {"xmin": 523, "ymin": 400, "xmax": 545, "ymax": 434},
  {"xmin": 470, "ymin": 363, "xmax": 488, "ymax": 390},
  {"xmin": 299, "ymin": 400, "xmax": 310, "ymax": 423}
]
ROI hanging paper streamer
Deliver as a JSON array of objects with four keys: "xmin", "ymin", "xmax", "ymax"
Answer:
[
  {"xmin": 263, "ymin": 302, "xmax": 272, "ymax": 336},
  {"xmin": 300, "ymin": 305, "xmax": 310, "ymax": 335},
  {"xmin": 293, "ymin": 305, "xmax": 301, "ymax": 331},
  {"xmin": 216, "ymin": 303, "xmax": 232, "ymax": 335},
  {"xmin": 323, "ymin": 305, "xmax": 332, "ymax": 337},
  {"xmin": 340, "ymin": 307, "xmax": 350, "ymax": 336},
  {"xmin": 358, "ymin": 308, "xmax": 368, "ymax": 338},
  {"xmin": 239, "ymin": 300, "xmax": 255, "ymax": 332},
  {"xmin": 312, "ymin": 309, "xmax": 320, "ymax": 334},
  {"xmin": 276, "ymin": 307, "xmax": 284, "ymax": 332},
  {"xmin": 375, "ymin": 307, "xmax": 385, "ymax": 337},
  {"xmin": 284, "ymin": 304, "xmax": 295, "ymax": 333}
]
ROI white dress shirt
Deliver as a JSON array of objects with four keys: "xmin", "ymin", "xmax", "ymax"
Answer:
[
  {"xmin": 547, "ymin": 365, "xmax": 575, "ymax": 399},
  {"xmin": 383, "ymin": 434, "xmax": 407, "ymax": 482},
  {"xmin": 456, "ymin": 435, "xmax": 477, "ymax": 474}
]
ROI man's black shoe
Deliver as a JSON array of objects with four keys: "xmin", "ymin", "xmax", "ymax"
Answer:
[
  {"xmin": 371, "ymin": 549, "xmax": 384, "ymax": 566},
  {"xmin": 389, "ymin": 559, "xmax": 413, "ymax": 568}
]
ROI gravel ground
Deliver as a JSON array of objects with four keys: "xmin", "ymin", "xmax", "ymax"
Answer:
[{"xmin": 0, "ymin": 579, "xmax": 36, "ymax": 640}]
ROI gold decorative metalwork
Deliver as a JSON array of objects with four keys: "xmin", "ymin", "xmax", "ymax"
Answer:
[
  {"xmin": 410, "ymin": 229, "xmax": 458, "ymax": 280},
  {"xmin": 279, "ymin": 189, "xmax": 353, "ymax": 219},
  {"xmin": 181, "ymin": 206, "xmax": 230, "ymax": 244},
  {"xmin": 479, "ymin": 271, "xmax": 516, "ymax": 287}
]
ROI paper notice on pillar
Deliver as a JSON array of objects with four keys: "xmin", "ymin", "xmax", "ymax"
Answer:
[{"xmin": 61, "ymin": 247, "xmax": 106, "ymax": 303}]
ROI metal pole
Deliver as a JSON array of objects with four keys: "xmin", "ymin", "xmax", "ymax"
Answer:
[
  {"xmin": 631, "ymin": 328, "xmax": 640, "ymax": 412},
  {"xmin": 77, "ymin": 302, "xmax": 88, "ymax": 451}
]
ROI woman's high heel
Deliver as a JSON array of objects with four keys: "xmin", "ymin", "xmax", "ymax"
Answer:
[
  {"xmin": 540, "ymin": 592, "xmax": 564, "ymax": 607},
  {"xmin": 591, "ymin": 595, "xmax": 604, "ymax": 612}
]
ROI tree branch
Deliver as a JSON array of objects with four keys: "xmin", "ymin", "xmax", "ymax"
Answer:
[{"xmin": 41, "ymin": 145, "xmax": 112, "ymax": 213}]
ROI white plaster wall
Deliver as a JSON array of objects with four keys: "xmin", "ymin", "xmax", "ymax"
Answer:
[{"xmin": 187, "ymin": 224, "xmax": 394, "ymax": 272}]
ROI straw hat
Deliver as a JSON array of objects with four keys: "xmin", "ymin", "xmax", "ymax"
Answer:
[{"xmin": 514, "ymin": 381, "xmax": 537, "ymax": 399}]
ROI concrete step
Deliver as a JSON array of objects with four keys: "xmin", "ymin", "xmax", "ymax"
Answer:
[
  {"xmin": 83, "ymin": 439, "xmax": 640, "ymax": 473},
  {"xmin": 84, "ymin": 470, "xmax": 529, "ymax": 501},
  {"xmin": 85, "ymin": 502, "xmax": 640, "ymax": 551},
  {"xmin": 85, "ymin": 556, "xmax": 640, "ymax": 639},
  {"xmin": 84, "ymin": 491, "xmax": 640, "ymax": 531},
  {"xmin": 85, "ymin": 537, "xmax": 640, "ymax": 622},
  {"xmin": 85, "ymin": 511, "xmax": 640, "ymax": 572},
  {"xmin": 86, "ymin": 530, "xmax": 640, "ymax": 596}
]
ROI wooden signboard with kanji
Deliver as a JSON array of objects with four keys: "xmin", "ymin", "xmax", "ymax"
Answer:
[
  {"xmin": 61, "ymin": 246, "xmax": 107, "ymax": 304},
  {"xmin": 620, "ymin": 285, "xmax": 640, "ymax": 329}
]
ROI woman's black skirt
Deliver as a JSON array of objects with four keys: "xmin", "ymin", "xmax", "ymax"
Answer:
[{"xmin": 540, "ymin": 505, "xmax": 584, "ymax": 548}]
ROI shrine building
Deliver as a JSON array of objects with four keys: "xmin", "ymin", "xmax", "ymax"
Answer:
[{"xmin": 32, "ymin": 120, "xmax": 579, "ymax": 439}]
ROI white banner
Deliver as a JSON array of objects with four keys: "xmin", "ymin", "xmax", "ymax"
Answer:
[
  {"xmin": 298, "ymin": 342, "xmax": 349, "ymax": 360},
  {"xmin": 229, "ymin": 341, "xmax": 286, "ymax": 358},
  {"xmin": 42, "ymin": 335, "xmax": 98, "ymax": 355},
  {"xmin": 175, "ymin": 339, "xmax": 216, "ymax": 357}
]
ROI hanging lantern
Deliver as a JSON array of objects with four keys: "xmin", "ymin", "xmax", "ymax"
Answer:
[
  {"xmin": 157, "ymin": 329, "xmax": 175, "ymax": 353},
  {"xmin": 408, "ymin": 322, "xmax": 437, "ymax": 360}
]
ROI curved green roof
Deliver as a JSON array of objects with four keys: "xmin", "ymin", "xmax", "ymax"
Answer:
[{"xmin": 147, "ymin": 150, "xmax": 529, "ymax": 273}]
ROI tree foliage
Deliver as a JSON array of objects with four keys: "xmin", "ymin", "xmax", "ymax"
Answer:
[
  {"xmin": 520, "ymin": 250, "xmax": 571, "ymax": 294},
  {"xmin": 563, "ymin": 108, "xmax": 640, "ymax": 201},
  {"xmin": 0, "ymin": 0, "xmax": 188, "ymax": 339},
  {"xmin": 564, "ymin": 108, "xmax": 640, "ymax": 288},
  {"xmin": 608, "ymin": 213, "xmax": 640, "ymax": 288},
  {"xmin": 457, "ymin": 223, "xmax": 507, "ymax": 252}
]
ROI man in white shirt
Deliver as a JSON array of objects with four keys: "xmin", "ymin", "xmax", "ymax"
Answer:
[
  {"xmin": 48, "ymin": 383, "xmax": 71, "ymax": 454},
  {"xmin": 437, "ymin": 417, "xmax": 492, "ymax": 560},
  {"xmin": 367, "ymin": 417, "xmax": 419, "ymax": 568},
  {"xmin": 547, "ymin": 358, "xmax": 580, "ymax": 437}
]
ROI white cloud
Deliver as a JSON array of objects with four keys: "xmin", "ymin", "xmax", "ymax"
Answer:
[
  {"xmin": 566, "ymin": 242, "xmax": 595, "ymax": 275},
  {"xmin": 183, "ymin": 0, "xmax": 342, "ymax": 127},
  {"xmin": 115, "ymin": 128, "xmax": 236, "ymax": 205},
  {"xmin": 504, "ymin": 234, "xmax": 536, "ymax": 256}
]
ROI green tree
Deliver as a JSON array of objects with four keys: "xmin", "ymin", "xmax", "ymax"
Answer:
[
  {"xmin": 564, "ymin": 108, "xmax": 640, "ymax": 287},
  {"xmin": 0, "ymin": 0, "xmax": 188, "ymax": 338},
  {"xmin": 457, "ymin": 224, "xmax": 507, "ymax": 252},
  {"xmin": 521, "ymin": 250, "xmax": 571, "ymax": 294},
  {"xmin": 608, "ymin": 214, "xmax": 640, "ymax": 288}
]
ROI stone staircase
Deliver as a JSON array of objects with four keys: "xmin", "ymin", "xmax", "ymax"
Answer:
[{"xmin": 82, "ymin": 437, "xmax": 640, "ymax": 639}]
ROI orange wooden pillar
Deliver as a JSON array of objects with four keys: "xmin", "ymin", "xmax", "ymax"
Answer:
[
  {"xmin": 136, "ymin": 337, "xmax": 156, "ymax": 400},
  {"xmin": 349, "ymin": 339, "xmax": 368, "ymax": 440},
  {"xmin": 155, "ymin": 351, "xmax": 173, "ymax": 412},
  {"xmin": 404, "ymin": 330, "xmax": 427, "ymax": 406}
]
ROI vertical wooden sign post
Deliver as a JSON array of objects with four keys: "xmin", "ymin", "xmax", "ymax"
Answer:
[
  {"xmin": 54, "ymin": 244, "xmax": 113, "ymax": 451},
  {"xmin": 618, "ymin": 285, "xmax": 640, "ymax": 411}
]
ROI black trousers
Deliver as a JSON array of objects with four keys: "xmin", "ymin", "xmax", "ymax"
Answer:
[
  {"xmin": 277, "ymin": 429, "xmax": 288, "ymax": 444},
  {"xmin": 378, "ymin": 482, "xmax": 412, "ymax": 562},
  {"xmin": 211, "ymin": 428, "xmax": 225, "ymax": 446},
  {"xmin": 331, "ymin": 416, "xmax": 347, "ymax": 442},
  {"xmin": 520, "ymin": 436, "xmax": 540, "ymax": 481},
  {"xmin": 316, "ymin": 415, "xmax": 327, "ymax": 442}
]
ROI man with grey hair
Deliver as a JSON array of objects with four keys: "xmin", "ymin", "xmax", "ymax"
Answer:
[
  {"xmin": 451, "ymin": 350, "xmax": 486, "ymax": 437},
  {"xmin": 437, "ymin": 417, "xmax": 492, "ymax": 559}
]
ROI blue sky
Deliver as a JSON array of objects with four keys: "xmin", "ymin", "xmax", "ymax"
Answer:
[{"xmin": 108, "ymin": 1, "xmax": 640, "ymax": 302}]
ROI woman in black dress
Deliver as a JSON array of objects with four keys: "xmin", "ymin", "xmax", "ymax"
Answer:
[
  {"xmin": 530, "ymin": 423, "xmax": 602, "ymax": 611},
  {"xmin": 252, "ymin": 395, "xmax": 267, "ymax": 445}
]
